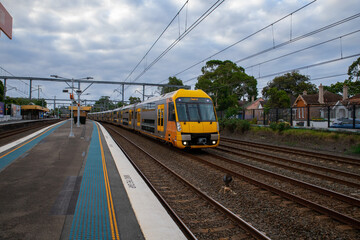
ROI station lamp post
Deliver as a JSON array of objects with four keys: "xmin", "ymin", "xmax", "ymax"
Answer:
[{"xmin": 50, "ymin": 75, "xmax": 93, "ymax": 137}]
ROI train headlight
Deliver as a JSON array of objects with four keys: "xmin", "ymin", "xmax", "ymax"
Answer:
[
  {"xmin": 212, "ymin": 140, "xmax": 217, "ymax": 145},
  {"xmin": 176, "ymin": 122, "xmax": 182, "ymax": 132},
  {"xmin": 183, "ymin": 141, "xmax": 187, "ymax": 146}
]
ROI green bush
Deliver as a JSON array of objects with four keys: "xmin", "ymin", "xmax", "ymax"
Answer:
[
  {"xmin": 224, "ymin": 118, "xmax": 238, "ymax": 132},
  {"xmin": 219, "ymin": 119, "xmax": 226, "ymax": 131},
  {"xmin": 221, "ymin": 118, "xmax": 250, "ymax": 133},
  {"xmin": 250, "ymin": 118, "xmax": 257, "ymax": 124},
  {"xmin": 269, "ymin": 121, "xmax": 291, "ymax": 132},
  {"xmin": 269, "ymin": 122, "xmax": 278, "ymax": 131},
  {"xmin": 236, "ymin": 120, "xmax": 250, "ymax": 133},
  {"xmin": 350, "ymin": 144, "xmax": 360, "ymax": 154}
]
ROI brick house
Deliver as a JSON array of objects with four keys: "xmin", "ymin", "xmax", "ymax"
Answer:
[{"xmin": 292, "ymin": 84, "xmax": 342, "ymax": 122}]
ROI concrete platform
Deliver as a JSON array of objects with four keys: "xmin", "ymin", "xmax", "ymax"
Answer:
[{"xmin": 0, "ymin": 119, "xmax": 186, "ymax": 240}]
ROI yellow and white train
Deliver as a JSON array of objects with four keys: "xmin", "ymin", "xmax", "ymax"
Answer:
[{"xmin": 88, "ymin": 89, "xmax": 220, "ymax": 149}]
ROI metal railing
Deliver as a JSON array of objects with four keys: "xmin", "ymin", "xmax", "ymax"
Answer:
[{"xmin": 218, "ymin": 105, "xmax": 360, "ymax": 129}]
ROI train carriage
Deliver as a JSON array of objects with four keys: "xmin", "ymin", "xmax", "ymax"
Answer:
[{"xmin": 88, "ymin": 89, "xmax": 219, "ymax": 149}]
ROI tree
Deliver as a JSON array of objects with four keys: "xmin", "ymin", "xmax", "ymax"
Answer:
[
  {"xmin": 94, "ymin": 96, "xmax": 115, "ymax": 111},
  {"xmin": 324, "ymin": 57, "xmax": 360, "ymax": 97},
  {"xmin": 4, "ymin": 97, "xmax": 47, "ymax": 107},
  {"xmin": 324, "ymin": 80, "xmax": 360, "ymax": 97},
  {"xmin": 195, "ymin": 60, "xmax": 257, "ymax": 111},
  {"xmin": 128, "ymin": 96, "xmax": 141, "ymax": 104},
  {"xmin": 348, "ymin": 57, "xmax": 360, "ymax": 81},
  {"xmin": 262, "ymin": 71, "xmax": 317, "ymax": 99},
  {"xmin": 160, "ymin": 76, "xmax": 184, "ymax": 94},
  {"xmin": 264, "ymin": 87, "xmax": 291, "ymax": 109},
  {"xmin": 116, "ymin": 101, "xmax": 126, "ymax": 108}
]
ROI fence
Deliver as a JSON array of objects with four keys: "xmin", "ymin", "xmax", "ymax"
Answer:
[{"xmin": 218, "ymin": 104, "xmax": 360, "ymax": 129}]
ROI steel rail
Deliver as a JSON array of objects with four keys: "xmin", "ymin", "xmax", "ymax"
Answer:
[
  {"xmin": 216, "ymin": 145, "xmax": 360, "ymax": 188},
  {"xmin": 178, "ymin": 150, "xmax": 360, "ymax": 229},
  {"xmin": 221, "ymin": 137, "xmax": 360, "ymax": 166},
  {"xmin": 207, "ymin": 150, "xmax": 360, "ymax": 207},
  {"xmin": 0, "ymin": 120, "xmax": 61, "ymax": 139},
  {"xmin": 105, "ymin": 124, "xmax": 270, "ymax": 240}
]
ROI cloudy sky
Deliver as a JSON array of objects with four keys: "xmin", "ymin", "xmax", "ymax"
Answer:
[{"xmin": 1, "ymin": 0, "xmax": 359, "ymax": 109}]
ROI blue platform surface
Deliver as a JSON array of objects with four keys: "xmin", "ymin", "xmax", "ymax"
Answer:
[{"xmin": 69, "ymin": 122, "xmax": 119, "ymax": 240}]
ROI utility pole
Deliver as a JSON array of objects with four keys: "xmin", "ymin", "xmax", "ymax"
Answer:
[
  {"xmin": 37, "ymin": 85, "xmax": 42, "ymax": 99},
  {"xmin": 53, "ymin": 96, "xmax": 56, "ymax": 118}
]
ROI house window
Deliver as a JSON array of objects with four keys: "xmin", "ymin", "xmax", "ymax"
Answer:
[{"xmin": 302, "ymin": 108, "xmax": 305, "ymax": 119}]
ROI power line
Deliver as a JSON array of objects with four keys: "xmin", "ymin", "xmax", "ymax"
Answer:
[
  {"xmin": 236, "ymin": 13, "xmax": 360, "ymax": 64},
  {"xmin": 244, "ymin": 29, "xmax": 360, "ymax": 69},
  {"xmin": 123, "ymin": 0, "xmax": 190, "ymax": 83},
  {"xmin": 129, "ymin": 0, "xmax": 226, "ymax": 85},
  {"xmin": 183, "ymin": 53, "xmax": 358, "ymax": 87},
  {"xmin": 310, "ymin": 73, "xmax": 348, "ymax": 82},
  {"xmin": 180, "ymin": 14, "xmax": 360, "ymax": 85},
  {"xmin": 164, "ymin": 0, "xmax": 317, "ymax": 82},
  {"xmin": 256, "ymin": 53, "xmax": 360, "ymax": 79}
]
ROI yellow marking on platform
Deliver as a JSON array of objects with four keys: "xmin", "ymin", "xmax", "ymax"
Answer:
[
  {"xmin": 97, "ymin": 123, "xmax": 120, "ymax": 240},
  {"xmin": 0, "ymin": 125, "xmax": 56, "ymax": 159}
]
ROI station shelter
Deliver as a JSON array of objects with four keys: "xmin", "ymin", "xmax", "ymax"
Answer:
[{"xmin": 21, "ymin": 105, "xmax": 49, "ymax": 120}]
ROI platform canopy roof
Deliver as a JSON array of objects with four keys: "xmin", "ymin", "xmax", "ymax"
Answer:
[
  {"xmin": 21, "ymin": 105, "xmax": 49, "ymax": 112},
  {"xmin": 68, "ymin": 106, "xmax": 92, "ymax": 111}
]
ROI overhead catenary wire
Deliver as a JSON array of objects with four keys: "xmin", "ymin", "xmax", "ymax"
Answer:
[
  {"xmin": 181, "ymin": 16, "xmax": 360, "ymax": 85},
  {"xmin": 244, "ymin": 29, "xmax": 360, "ymax": 70},
  {"xmin": 0, "ymin": 66, "xmax": 48, "ymax": 96},
  {"xmin": 235, "ymin": 13, "xmax": 360, "ymax": 64},
  {"xmin": 176, "ymin": 11, "xmax": 360, "ymax": 83},
  {"xmin": 310, "ymin": 73, "xmax": 348, "ymax": 82},
  {"xmin": 129, "ymin": 0, "xmax": 226, "ymax": 85},
  {"xmin": 256, "ymin": 53, "xmax": 360, "ymax": 79},
  {"xmin": 183, "ymin": 53, "xmax": 358, "ymax": 87},
  {"xmin": 163, "ymin": 0, "xmax": 317, "ymax": 82},
  {"xmin": 122, "ymin": 0, "xmax": 190, "ymax": 84}
]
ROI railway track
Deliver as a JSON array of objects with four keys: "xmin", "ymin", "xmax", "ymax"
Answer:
[
  {"xmin": 193, "ymin": 149, "xmax": 360, "ymax": 229},
  {"xmin": 221, "ymin": 137, "xmax": 360, "ymax": 167},
  {"xmin": 104, "ymin": 124, "xmax": 270, "ymax": 240},
  {"xmin": 0, "ymin": 120, "xmax": 61, "ymax": 145},
  {"xmin": 216, "ymin": 144, "xmax": 360, "ymax": 189}
]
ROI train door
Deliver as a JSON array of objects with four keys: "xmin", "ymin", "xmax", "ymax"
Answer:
[
  {"xmin": 129, "ymin": 109, "xmax": 133, "ymax": 126},
  {"xmin": 157, "ymin": 104, "xmax": 164, "ymax": 132},
  {"xmin": 136, "ymin": 108, "xmax": 141, "ymax": 128}
]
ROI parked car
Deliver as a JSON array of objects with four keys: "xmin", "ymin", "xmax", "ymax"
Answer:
[{"xmin": 331, "ymin": 118, "xmax": 360, "ymax": 128}]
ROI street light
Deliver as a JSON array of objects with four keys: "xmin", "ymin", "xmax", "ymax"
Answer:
[
  {"xmin": 76, "ymin": 89, "xmax": 82, "ymax": 127},
  {"xmin": 50, "ymin": 75, "xmax": 93, "ymax": 137}
]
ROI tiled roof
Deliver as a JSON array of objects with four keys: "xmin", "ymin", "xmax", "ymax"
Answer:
[
  {"xmin": 301, "ymin": 91, "xmax": 342, "ymax": 105},
  {"xmin": 343, "ymin": 94, "xmax": 360, "ymax": 104}
]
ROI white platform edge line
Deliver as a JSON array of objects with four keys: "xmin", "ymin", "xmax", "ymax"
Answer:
[
  {"xmin": 0, "ymin": 120, "xmax": 66, "ymax": 154},
  {"xmin": 98, "ymin": 123, "xmax": 186, "ymax": 240}
]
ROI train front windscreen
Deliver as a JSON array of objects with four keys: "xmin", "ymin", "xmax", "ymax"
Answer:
[{"xmin": 175, "ymin": 97, "xmax": 216, "ymax": 122}]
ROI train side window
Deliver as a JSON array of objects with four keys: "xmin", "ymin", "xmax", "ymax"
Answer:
[{"xmin": 168, "ymin": 102, "xmax": 175, "ymax": 121}]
